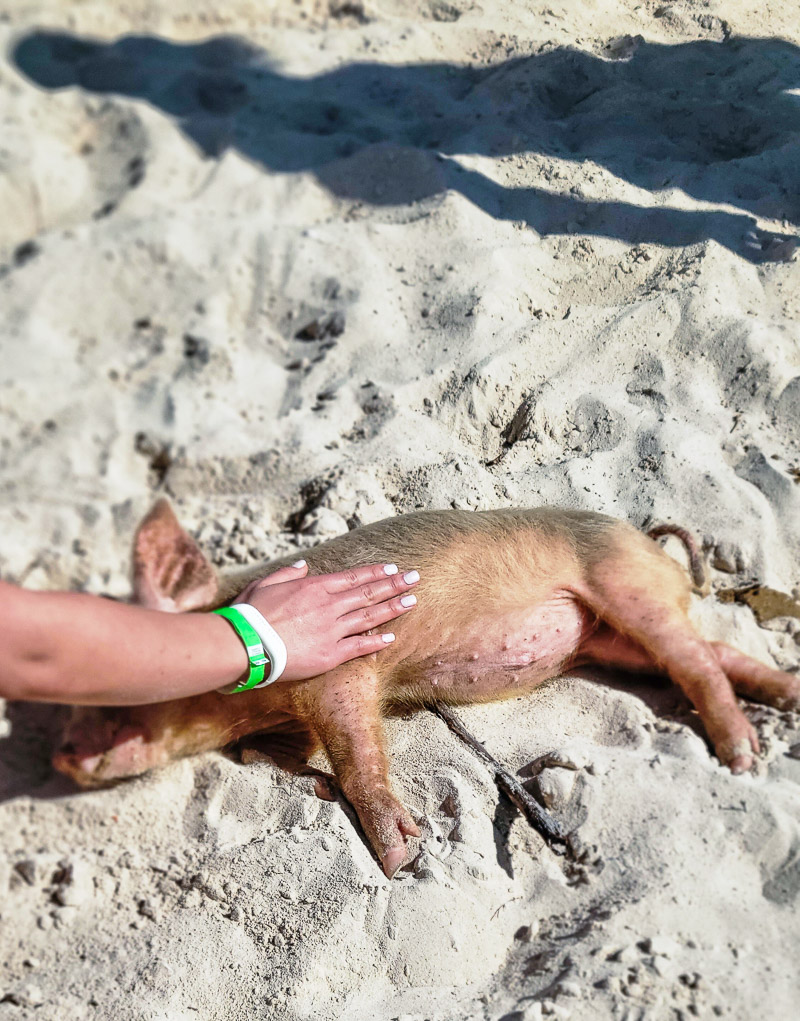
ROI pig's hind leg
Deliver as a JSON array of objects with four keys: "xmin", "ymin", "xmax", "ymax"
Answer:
[
  {"xmin": 577, "ymin": 628, "xmax": 800, "ymax": 715},
  {"xmin": 294, "ymin": 659, "xmax": 420, "ymax": 878},
  {"xmin": 709, "ymin": 643, "xmax": 800, "ymax": 711},
  {"xmin": 579, "ymin": 545, "xmax": 759, "ymax": 773}
]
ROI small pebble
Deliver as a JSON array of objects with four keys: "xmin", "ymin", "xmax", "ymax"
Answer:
[
  {"xmin": 602, "ymin": 33, "xmax": 642, "ymax": 60},
  {"xmin": 650, "ymin": 956, "xmax": 670, "ymax": 978},
  {"xmin": 14, "ymin": 860, "xmax": 37, "ymax": 886},
  {"xmin": 3, "ymin": 984, "xmax": 44, "ymax": 1008},
  {"xmin": 541, "ymin": 1000, "xmax": 571, "ymax": 1019},
  {"xmin": 54, "ymin": 860, "xmax": 93, "ymax": 907},
  {"xmin": 540, "ymin": 748, "xmax": 587, "ymax": 771},
  {"xmin": 25, "ymin": 985, "xmax": 44, "ymax": 1007},
  {"xmin": 611, "ymin": 945, "xmax": 640, "ymax": 964},
  {"xmin": 534, "ymin": 768, "xmax": 576, "ymax": 809},
  {"xmin": 206, "ymin": 878, "xmax": 227, "ymax": 903},
  {"xmin": 138, "ymin": 899, "xmax": 157, "ymax": 921},
  {"xmin": 300, "ymin": 507, "xmax": 348, "ymax": 538},
  {"xmin": 640, "ymin": 935, "xmax": 681, "ymax": 958},
  {"xmin": 712, "ymin": 542, "xmax": 744, "ymax": 574},
  {"xmin": 53, "ymin": 906, "xmax": 78, "ymax": 929}
]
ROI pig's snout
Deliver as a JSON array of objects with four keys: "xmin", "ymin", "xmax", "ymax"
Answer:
[{"xmin": 53, "ymin": 711, "xmax": 165, "ymax": 787}]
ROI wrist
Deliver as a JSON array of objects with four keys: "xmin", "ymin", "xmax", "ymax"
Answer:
[
  {"xmin": 200, "ymin": 612, "xmax": 251, "ymax": 688},
  {"xmin": 212, "ymin": 606, "xmax": 275, "ymax": 693}
]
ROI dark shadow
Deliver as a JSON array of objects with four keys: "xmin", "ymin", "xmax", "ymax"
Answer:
[
  {"xmin": 492, "ymin": 793, "xmax": 518, "ymax": 879},
  {"xmin": 0, "ymin": 702, "xmax": 74, "ymax": 804},
  {"xmin": 10, "ymin": 30, "xmax": 800, "ymax": 260},
  {"xmin": 573, "ymin": 666, "xmax": 708, "ymax": 743}
]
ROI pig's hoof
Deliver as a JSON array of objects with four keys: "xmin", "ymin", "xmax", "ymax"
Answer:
[
  {"xmin": 349, "ymin": 790, "xmax": 421, "ymax": 879},
  {"xmin": 729, "ymin": 754, "xmax": 754, "ymax": 775},
  {"xmin": 380, "ymin": 809, "xmax": 422, "ymax": 879},
  {"xmin": 382, "ymin": 843, "xmax": 412, "ymax": 879},
  {"xmin": 53, "ymin": 725, "xmax": 167, "ymax": 787},
  {"xmin": 723, "ymin": 736, "xmax": 758, "ymax": 776}
]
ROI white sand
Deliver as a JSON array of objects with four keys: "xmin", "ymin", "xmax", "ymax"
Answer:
[{"xmin": 1, "ymin": 1, "xmax": 800, "ymax": 1018}]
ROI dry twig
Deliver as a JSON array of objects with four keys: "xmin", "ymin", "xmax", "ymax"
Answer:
[{"xmin": 432, "ymin": 704, "xmax": 567, "ymax": 847}]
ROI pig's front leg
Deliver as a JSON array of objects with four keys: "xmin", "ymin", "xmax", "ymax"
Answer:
[{"xmin": 295, "ymin": 660, "xmax": 420, "ymax": 878}]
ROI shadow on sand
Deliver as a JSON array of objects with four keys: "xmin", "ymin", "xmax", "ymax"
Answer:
[
  {"xmin": 10, "ymin": 29, "xmax": 800, "ymax": 260},
  {"xmin": 0, "ymin": 701, "xmax": 73, "ymax": 804}
]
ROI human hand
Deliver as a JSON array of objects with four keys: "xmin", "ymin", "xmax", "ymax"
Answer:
[{"xmin": 235, "ymin": 560, "xmax": 419, "ymax": 683}]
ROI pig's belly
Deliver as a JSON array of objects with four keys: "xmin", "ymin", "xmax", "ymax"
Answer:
[{"xmin": 410, "ymin": 592, "xmax": 596, "ymax": 701}]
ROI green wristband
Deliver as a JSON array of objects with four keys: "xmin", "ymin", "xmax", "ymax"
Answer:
[{"xmin": 213, "ymin": 607, "xmax": 269, "ymax": 694}]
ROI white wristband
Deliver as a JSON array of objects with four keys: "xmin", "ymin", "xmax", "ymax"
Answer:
[{"xmin": 229, "ymin": 603, "xmax": 288, "ymax": 686}]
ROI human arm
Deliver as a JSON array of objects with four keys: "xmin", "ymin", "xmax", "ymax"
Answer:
[{"xmin": 0, "ymin": 561, "xmax": 419, "ymax": 705}]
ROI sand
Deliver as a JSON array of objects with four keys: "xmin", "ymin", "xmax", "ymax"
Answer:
[{"xmin": 1, "ymin": 1, "xmax": 799, "ymax": 1018}]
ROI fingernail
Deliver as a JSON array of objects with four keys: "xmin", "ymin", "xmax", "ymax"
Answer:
[
  {"xmin": 403, "ymin": 570, "xmax": 420, "ymax": 584},
  {"xmin": 400, "ymin": 594, "xmax": 417, "ymax": 608},
  {"xmin": 382, "ymin": 633, "xmax": 395, "ymax": 643},
  {"xmin": 383, "ymin": 563, "xmax": 398, "ymax": 576},
  {"xmin": 292, "ymin": 559, "xmax": 307, "ymax": 568}
]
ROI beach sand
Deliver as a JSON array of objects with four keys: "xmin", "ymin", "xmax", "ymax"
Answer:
[{"xmin": 1, "ymin": 1, "xmax": 799, "ymax": 1018}]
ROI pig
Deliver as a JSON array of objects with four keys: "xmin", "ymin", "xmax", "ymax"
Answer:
[{"xmin": 54, "ymin": 500, "xmax": 800, "ymax": 876}]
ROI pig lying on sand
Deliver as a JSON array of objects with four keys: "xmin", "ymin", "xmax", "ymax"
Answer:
[{"xmin": 55, "ymin": 501, "xmax": 799, "ymax": 876}]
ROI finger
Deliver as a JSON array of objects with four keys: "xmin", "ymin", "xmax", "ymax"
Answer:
[
  {"xmin": 338, "ymin": 594, "xmax": 417, "ymax": 635},
  {"xmin": 335, "ymin": 631, "xmax": 398, "ymax": 664},
  {"xmin": 333, "ymin": 570, "xmax": 420, "ymax": 615},
  {"xmin": 322, "ymin": 562, "xmax": 403, "ymax": 593},
  {"xmin": 248, "ymin": 560, "xmax": 308, "ymax": 591}
]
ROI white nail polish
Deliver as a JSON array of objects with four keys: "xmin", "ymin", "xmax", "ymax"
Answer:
[
  {"xmin": 400, "ymin": 594, "xmax": 417, "ymax": 608},
  {"xmin": 403, "ymin": 570, "xmax": 420, "ymax": 584},
  {"xmin": 292, "ymin": 559, "xmax": 307, "ymax": 568},
  {"xmin": 383, "ymin": 563, "xmax": 398, "ymax": 576},
  {"xmin": 382, "ymin": 633, "xmax": 395, "ymax": 643}
]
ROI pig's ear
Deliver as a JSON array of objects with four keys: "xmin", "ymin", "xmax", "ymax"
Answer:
[{"xmin": 133, "ymin": 499, "xmax": 219, "ymax": 612}]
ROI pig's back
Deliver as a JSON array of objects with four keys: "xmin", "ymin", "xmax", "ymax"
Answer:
[{"xmin": 218, "ymin": 506, "xmax": 625, "ymax": 606}]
